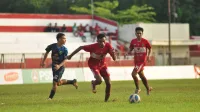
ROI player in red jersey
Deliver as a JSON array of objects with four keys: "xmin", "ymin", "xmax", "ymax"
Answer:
[
  {"xmin": 67, "ymin": 34, "xmax": 116, "ymax": 102},
  {"xmin": 127, "ymin": 27, "xmax": 152, "ymax": 95}
]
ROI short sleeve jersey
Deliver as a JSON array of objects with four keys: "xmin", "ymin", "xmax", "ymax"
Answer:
[
  {"xmin": 83, "ymin": 42, "xmax": 114, "ymax": 67},
  {"xmin": 129, "ymin": 38, "xmax": 151, "ymax": 63},
  {"xmin": 45, "ymin": 43, "xmax": 68, "ymax": 66}
]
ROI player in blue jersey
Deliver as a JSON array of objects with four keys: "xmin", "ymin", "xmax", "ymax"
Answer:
[{"xmin": 41, "ymin": 33, "xmax": 78, "ymax": 100}]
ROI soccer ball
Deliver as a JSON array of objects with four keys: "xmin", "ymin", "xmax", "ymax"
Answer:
[{"xmin": 129, "ymin": 94, "xmax": 141, "ymax": 103}]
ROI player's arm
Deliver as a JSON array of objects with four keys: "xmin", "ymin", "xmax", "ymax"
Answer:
[
  {"xmin": 68, "ymin": 44, "xmax": 93, "ymax": 60},
  {"xmin": 41, "ymin": 44, "xmax": 52, "ymax": 67},
  {"xmin": 147, "ymin": 47, "xmax": 152, "ymax": 57},
  {"xmin": 127, "ymin": 47, "xmax": 133, "ymax": 55},
  {"xmin": 108, "ymin": 44, "xmax": 116, "ymax": 61},
  {"xmin": 41, "ymin": 52, "xmax": 49, "ymax": 67},
  {"xmin": 110, "ymin": 51, "xmax": 116, "ymax": 61},
  {"xmin": 58, "ymin": 48, "xmax": 68, "ymax": 67},
  {"xmin": 126, "ymin": 42, "xmax": 134, "ymax": 55},
  {"xmin": 146, "ymin": 40, "xmax": 152, "ymax": 62},
  {"xmin": 67, "ymin": 46, "xmax": 84, "ymax": 60}
]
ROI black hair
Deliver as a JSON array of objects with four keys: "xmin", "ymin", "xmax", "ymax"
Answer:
[
  {"xmin": 97, "ymin": 33, "xmax": 106, "ymax": 40},
  {"xmin": 135, "ymin": 27, "xmax": 144, "ymax": 32},
  {"xmin": 56, "ymin": 33, "xmax": 65, "ymax": 41}
]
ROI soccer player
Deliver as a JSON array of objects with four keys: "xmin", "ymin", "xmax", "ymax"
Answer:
[
  {"xmin": 41, "ymin": 33, "xmax": 78, "ymax": 100},
  {"xmin": 67, "ymin": 34, "xmax": 116, "ymax": 102},
  {"xmin": 127, "ymin": 27, "xmax": 152, "ymax": 95}
]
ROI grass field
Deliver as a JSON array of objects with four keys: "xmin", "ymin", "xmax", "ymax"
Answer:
[{"xmin": 0, "ymin": 79, "xmax": 200, "ymax": 112}]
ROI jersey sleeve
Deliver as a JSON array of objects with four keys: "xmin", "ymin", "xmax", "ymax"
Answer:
[
  {"xmin": 64, "ymin": 47, "xmax": 68, "ymax": 59},
  {"xmin": 45, "ymin": 44, "xmax": 53, "ymax": 53},
  {"xmin": 145, "ymin": 40, "xmax": 151, "ymax": 49},
  {"xmin": 83, "ymin": 44, "xmax": 94, "ymax": 52}
]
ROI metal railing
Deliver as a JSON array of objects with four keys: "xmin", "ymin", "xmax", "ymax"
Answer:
[{"xmin": 0, "ymin": 51, "xmax": 200, "ymax": 69}]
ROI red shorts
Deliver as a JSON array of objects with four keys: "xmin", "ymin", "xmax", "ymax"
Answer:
[
  {"xmin": 134, "ymin": 62, "xmax": 145, "ymax": 73},
  {"xmin": 89, "ymin": 65, "xmax": 110, "ymax": 77}
]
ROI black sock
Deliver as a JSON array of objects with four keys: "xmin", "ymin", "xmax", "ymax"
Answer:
[
  {"xmin": 66, "ymin": 80, "xmax": 74, "ymax": 84},
  {"xmin": 49, "ymin": 90, "xmax": 55, "ymax": 99}
]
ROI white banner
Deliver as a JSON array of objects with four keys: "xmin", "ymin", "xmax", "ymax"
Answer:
[
  {"xmin": 0, "ymin": 69, "xmax": 23, "ymax": 85},
  {"xmin": 83, "ymin": 66, "xmax": 196, "ymax": 81},
  {"xmin": 0, "ymin": 65, "xmax": 196, "ymax": 85}
]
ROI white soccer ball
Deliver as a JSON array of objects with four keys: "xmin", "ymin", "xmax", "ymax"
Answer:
[{"xmin": 129, "ymin": 94, "xmax": 141, "ymax": 103}]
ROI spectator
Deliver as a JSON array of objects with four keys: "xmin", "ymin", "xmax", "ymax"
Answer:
[
  {"xmin": 95, "ymin": 23, "xmax": 101, "ymax": 35},
  {"xmin": 44, "ymin": 23, "xmax": 53, "ymax": 32},
  {"xmin": 103, "ymin": 27, "xmax": 108, "ymax": 35},
  {"xmin": 61, "ymin": 24, "xmax": 67, "ymax": 32},
  {"xmin": 78, "ymin": 23, "xmax": 84, "ymax": 32},
  {"xmin": 84, "ymin": 24, "xmax": 90, "ymax": 32},
  {"xmin": 53, "ymin": 23, "xmax": 60, "ymax": 32},
  {"xmin": 79, "ymin": 30, "xmax": 86, "ymax": 42},
  {"xmin": 73, "ymin": 23, "xmax": 78, "ymax": 37},
  {"xmin": 90, "ymin": 27, "xmax": 96, "ymax": 42}
]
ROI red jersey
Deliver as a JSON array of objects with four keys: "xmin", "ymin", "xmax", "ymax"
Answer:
[
  {"xmin": 129, "ymin": 38, "xmax": 151, "ymax": 63},
  {"xmin": 83, "ymin": 43, "xmax": 114, "ymax": 67}
]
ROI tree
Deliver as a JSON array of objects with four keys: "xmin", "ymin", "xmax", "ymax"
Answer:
[
  {"xmin": 117, "ymin": 4, "xmax": 156, "ymax": 24},
  {"xmin": 70, "ymin": 0, "xmax": 156, "ymax": 24},
  {"xmin": 23, "ymin": 0, "xmax": 55, "ymax": 13}
]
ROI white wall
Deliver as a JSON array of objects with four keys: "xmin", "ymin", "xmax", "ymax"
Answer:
[
  {"xmin": 152, "ymin": 46, "xmax": 189, "ymax": 65},
  {"xmin": 0, "ymin": 32, "xmax": 93, "ymax": 53},
  {"xmin": 119, "ymin": 23, "xmax": 190, "ymax": 42},
  {"xmin": 0, "ymin": 19, "xmax": 117, "ymax": 32}
]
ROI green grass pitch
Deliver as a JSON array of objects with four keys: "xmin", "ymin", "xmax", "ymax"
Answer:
[{"xmin": 0, "ymin": 79, "xmax": 200, "ymax": 112}]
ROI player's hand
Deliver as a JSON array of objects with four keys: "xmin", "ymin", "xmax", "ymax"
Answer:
[
  {"xmin": 40, "ymin": 63, "xmax": 45, "ymax": 68},
  {"xmin": 54, "ymin": 64, "xmax": 61, "ymax": 71},
  {"xmin": 147, "ymin": 56, "xmax": 151, "ymax": 62},
  {"xmin": 67, "ymin": 55, "xmax": 72, "ymax": 60}
]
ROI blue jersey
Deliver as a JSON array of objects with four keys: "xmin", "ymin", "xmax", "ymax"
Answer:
[{"xmin": 45, "ymin": 43, "xmax": 68, "ymax": 66}]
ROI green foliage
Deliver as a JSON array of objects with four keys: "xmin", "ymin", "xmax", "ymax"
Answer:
[
  {"xmin": 23, "ymin": 0, "xmax": 53, "ymax": 13},
  {"xmin": 70, "ymin": 0, "xmax": 156, "ymax": 24},
  {"xmin": 0, "ymin": 0, "xmax": 199, "ymax": 35},
  {"xmin": 117, "ymin": 4, "xmax": 156, "ymax": 24},
  {"xmin": 94, "ymin": 0, "xmax": 119, "ymax": 10},
  {"xmin": 70, "ymin": 6, "xmax": 91, "ymax": 14}
]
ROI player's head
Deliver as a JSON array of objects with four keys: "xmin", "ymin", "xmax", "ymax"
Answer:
[
  {"xmin": 56, "ymin": 33, "xmax": 66, "ymax": 44},
  {"xmin": 97, "ymin": 34, "xmax": 106, "ymax": 48},
  {"xmin": 135, "ymin": 27, "xmax": 144, "ymax": 38}
]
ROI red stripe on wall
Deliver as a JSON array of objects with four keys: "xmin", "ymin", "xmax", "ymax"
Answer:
[
  {"xmin": 94, "ymin": 16, "xmax": 118, "ymax": 26},
  {"xmin": 0, "ymin": 13, "xmax": 118, "ymax": 27},
  {"xmin": 0, "ymin": 26, "xmax": 73, "ymax": 32},
  {"xmin": 0, "ymin": 13, "xmax": 92, "ymax": 19}
]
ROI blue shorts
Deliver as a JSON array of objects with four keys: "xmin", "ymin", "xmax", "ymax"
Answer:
[{"xmin": 52, "ymin": 66, "xmax": 65, "ymax": 82}]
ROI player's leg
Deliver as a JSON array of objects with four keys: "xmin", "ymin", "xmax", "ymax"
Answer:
[
  {"xmin": 132, "ymin": 67, "xmax": 140, "ymax": 94},
  {"xmin": 57, "ymin": 67, "xmax": 78, "ymax": 89},
  {"xmin": 48, "ymin": 81, "xmax": 58, "ymax": 100},
  {"xmin": 138, "ymin": 70, "xmax": 152, "ymax": 95},
  {"xmin": 48, "ymin": 70, "xmax": 59, "ymax": 100},
  {"xmin": 60, "ymin": 79, "xmax": 78, "ymax": 89},
  {"xmin": 91, "ymin": 68, "xmax": 102, "ymax": 93},
  {"xmin": 100, "ymin": 67, "xmax": 111, "ymax": 102}
]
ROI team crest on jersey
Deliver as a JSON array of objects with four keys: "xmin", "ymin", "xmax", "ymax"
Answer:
[
  {"xmin": 142, "ymin": 43, "xmax": 145, "ymax": 47},
  {"xmin": 59, "ymin": 51, "xmax": 63, "ymax": 55}
]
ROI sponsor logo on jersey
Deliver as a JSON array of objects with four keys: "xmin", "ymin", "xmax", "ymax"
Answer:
[{"xmin": 134, "ymin": 47, "xmax": 146, "ymax": 53}]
